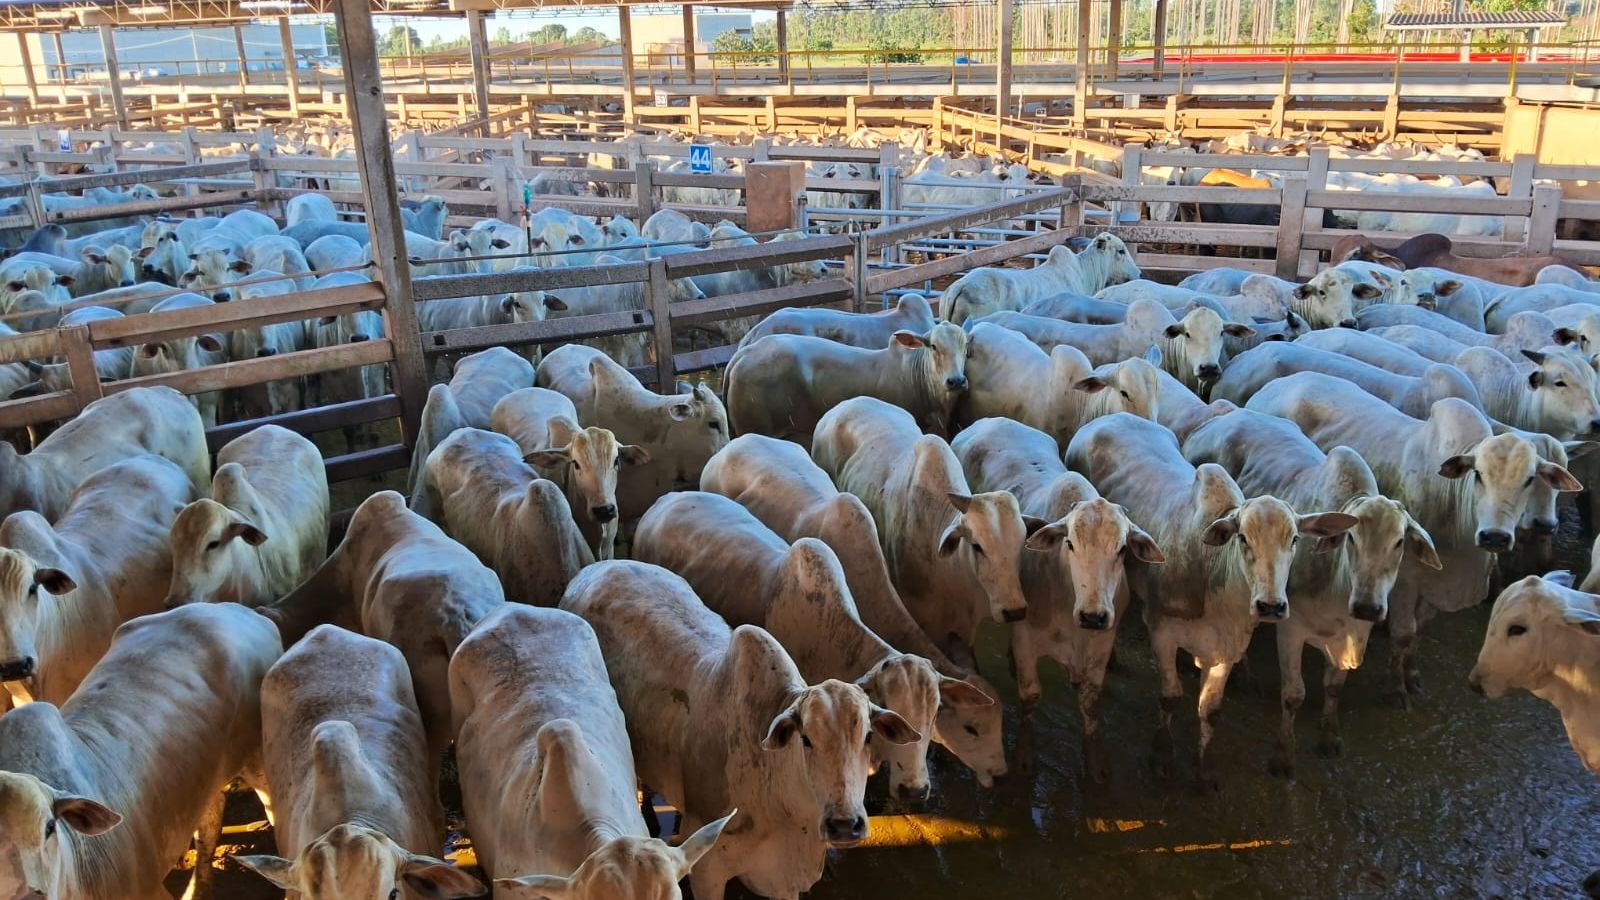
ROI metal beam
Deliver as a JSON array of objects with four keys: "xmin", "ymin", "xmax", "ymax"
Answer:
[
  {"xmin": 331, "ymin": 0, "xmax": 428, "ymax": 449},
  {"xmin": 16, "ymin": 33, "xmax": 37, "ymax": 105},
  {"xmin": 466, "ymin": 9, "xmax": 490, "ymax": 126},
  {"xmin": 681, "ymin": 4, "xmax": 696, "ymax": 81},
  {"xmin": 776, "ymin": 9, "xmax": 789, "ymax": 82},
  {"xmin": 277, "ymin": 16, "xmax": 300, "ymax": 117},
  {"xmin": 234, "ymin": 24, "xmax": 248, "ymax": 91},
  {"xmin": 1153, "ymin": 0, "xmax": 1167, "ymax": 80},
  {"xmin": 98, "ymin": 25, "xmax": 127, "ymax": 129},
  {"xmin": 618, "ymin": 5, "xmax": 636, "ymax": 123},
  {"xmin": 996, "ymin": 0, "xmax": 1013, "ymax": 146}
]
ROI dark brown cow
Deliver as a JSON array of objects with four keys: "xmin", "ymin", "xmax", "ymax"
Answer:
[
  {"xmin": 1330, "ymin": 234, "xmax": 1406, "ymax": 269},
  {"xmin": 1391, "ymin": 233, "xmax": 1587, "ymax": 286}
]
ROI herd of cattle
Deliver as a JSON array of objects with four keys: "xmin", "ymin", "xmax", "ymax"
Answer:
[{"xmin": 4, "ymin": 202, "xmax": 1600, "ymax": 898}]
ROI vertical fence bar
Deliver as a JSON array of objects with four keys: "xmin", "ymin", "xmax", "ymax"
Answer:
[{"xmin": 646, "ymin": 258, "xmax": 676, "ymax": 393}]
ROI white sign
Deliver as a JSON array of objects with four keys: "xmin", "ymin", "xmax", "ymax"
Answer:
[
  {"xmin": 57, "ymin": 130, "xmax": 70, "ymax": 152},
  {"xmin": 653, "ymin": 88, "xmax": 670, "ymax": 107},
  {"xmin": 688, "ymin": 143, "xmax": 713, "ymax": 175}
]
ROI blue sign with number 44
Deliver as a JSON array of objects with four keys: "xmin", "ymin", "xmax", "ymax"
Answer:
[{"xmin": 688, "ymin": 144, "xmax": 713, "ymax": 174}]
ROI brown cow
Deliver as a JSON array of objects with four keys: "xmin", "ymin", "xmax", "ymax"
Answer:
[
  {"xmin": 1330, "ymin": 234, "xmax": 1405, "ymax": 270},
  {"xmin": 1391, "ymin": 233, "xmax": 1585, "ymax": 287}
]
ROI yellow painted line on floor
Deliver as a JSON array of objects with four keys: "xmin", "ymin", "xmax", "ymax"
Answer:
[
  {"xmin": 1138, "ymin": 838, "xmax": 1295, "ymax": 854},
  {"xmin": 1085, "ymin": 817, "xmax": 1166, "ymax": 834},
  {"xmin": 861, "ymin": 814, "xmax": 1013, "ymax": 848}
]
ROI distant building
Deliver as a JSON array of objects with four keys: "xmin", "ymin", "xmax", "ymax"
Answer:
[
  {"xmin": 0, "ymin": 23, "xmax": 328, "ymax": 86},
  {"xmin": 629, "ymin": 12, "xmax": 751, "ymax": 66}
]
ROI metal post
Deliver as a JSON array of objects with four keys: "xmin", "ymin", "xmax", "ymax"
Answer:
[
  {"xmin": 618, "ymin": 6, "xmax": 636, "ymax": 124},
  {"xmin": 1153, "ymin": 0, "xmax": 1168, "ymax": 81},
  {"xmin": 681, "ymin": 4, "xmax": 697, "ymax": 81},
  {"xmin": 16, "ymin": 33, "xmax": 37, "ymax": 105},
  {"xmin": 332, "ymin": 0, "xmax": 428, "ymax": 447},
  {"xmin": 278, "ymin": 17, "xmax": 301, "ymax": 117},
  {"xmin": 234, "ymin": 25, "xmax": 248, "ymax": 92},
  {"xmin": 776, "ymin": 9, "xmax": 790, "ymax": 84},
  {"xmin": 996, "ymin": 0, "xmax": 1014, "ymax": 148},
  {"xmin": 98, "ymin": 25, "xmax": 127, "ymax": 130},
  {"xmin": 467, "ymin": 10, "xmax": 491, "ymax": 128}
]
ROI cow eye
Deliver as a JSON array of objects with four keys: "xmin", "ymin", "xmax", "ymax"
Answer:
[
  {"xmin": 389, "ymin": 891, "xmax": 399, "ymax": 900},
  {"xmin": 1065, "ymin": 540, "xmax": 1075, "ymax": 552},
  {"xmin": 963, "ymin": 725, "xmax": 980, "ymax": 737},
  {"xmin": 971, "ymin": 544, "xmax": 985, "ymax": 556},
  {"xmin": 43, "ymin": 819, "xmax": 55, "ymax": 839},
  {"xmin": 1394, "ymin": 538, "xmax": 1404, "ymax": 549},
  {"xmin": 1554, "ymin": 380, "xmax": 1568, "ymax": 388},
  {"xmin": 1524, "ymin": 476, "xmax": 1535, "ymax": 487},
  {"xmin": 571, "ymin": 461, "xmax": 581, "ymax": 472},
  {"xmin": 709, "ymin": 421, "xmax": 723, "ymax": 433},
  {"xmin": 864, "ymin": 733, "xmax": 872, "ymax": 746},
  {"xmin": 801, "ymin": 735, "xmax": 813, "ymax": 749},
  {"xmin": 205, "ymin": 540, "xmax": 221, "ymax": 551},
  {"xmin": 26, "ymin": 584, "xmax": 37, "ymax": 598},
  {"xmin": 1507, "ymin": 624, "xmax": 1527, "ymax": 637}
]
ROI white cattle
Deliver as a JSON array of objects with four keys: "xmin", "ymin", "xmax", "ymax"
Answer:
[
  {"xmin": 451, "ymin": 605, "xmax": 729, "ymax": 898},
  {"xmin": 598, "ymin": 215, "xmax": 638, "ymax": 247},
  {"xmin": 1210, "ymin": 342, "xmax": 1483, "ymax": 419},
  {"xmin": 0, "ymin": 603, "xmax": 280, "ymax": 900},
  {"xmin": 978, "ymin": 300, "xmax": 1254, "ymax": 392},
  {"xmin": 0, "ymin": 265, "xmax": 69, "ymax": 320},
  {"xmin": 1067, "ymin": 413, "xmax": 1356, "ymax": 782},
  {"xmin": 188, "ymin": 209, "xmax": 279, "ymax": 258},
  {"xmin": 953, "ymin": 417, "xmax": 1165, "ymax": 782},
  {"xmin": 736, "ymin": 293, "xmax": 937, "ymax": 351},
  {"xmin": 559, "ymin": 561, "xmax": 916, "ymax": 900},
  {"xmin": 725, "ymin": 325, "xmax": 969, "ymax": 447},
  {"xmin": 413, "ymin": 427, "xmax": 593, "ymax": 606},
  {"xmin": 940, "ymin": 237, "xmax": 1141, "ymax": 325},
  {"xmin": 33, "ymin": 307, "xmax": 130, "ymax": 395},
  {"xmin": 956, "ymin": 321, "xmax": 1160, "ymax": 443},
  {"xmin": 1368, "ymin": 314, "xmax": 1556, "ymax": 364},
  {"xmin": 491, "ymin": 387, "xmax": 649, "ymax": 561},
  {"xmin": 236, "ymin": 625, "xmax": 482, "ymax": 899},
  {"xmin": 537, "ymin": 345, "xmax": 728, "ymax": 524},
  {"xmin": 164, "ymin": 425, "xmax": 329, "ymax": 609},
  {"xmin": 3, "ymin": 248, "xmax": 136, "ymax": 297},
  {"xmin": 308, "ymin": 273, "xmax": 386, "ymax": 446},
  {"xmin": 1470, "ymin": 572, "xmax": 1600, "ymax": 774},
  {"xmin": 662, "ymin": 157, "xmax": 742, "ymax": 208},
  {"xmin": 639, "ymin": 208, "xmax": 711, "ymax": 247},
  {"xmin": 1179, "ymin": 266, "xmax": 1270, "ymax": 296},
  {"xmin": 406, "ymin": 347, "xmax": 536, "ymax": 499},
  {"xmin": 405, "ymin": 231, "xmax": 473, "ymax": 277},
  {"xmin": 285, "ymin": 193, "xmax": 338, "ymax": 227},
  {"xmin": 1536, "ymin": 266, "xmax": 1600, "ymax": 293},
  {"xmin": 1154, "ymin": 367, "xmax": 1237, "ymax": 441},
  {"xmin": 700, "ymin": 434, "xmax": 1008, "ymax": 785},
  {"xmin": 266, "ymin": 491, "xmax": 506, "ymax": 763},
  {"xmin": 136, "ymin": 224, "xmax": 191, "ymax": 285},
  {"xmin": 1237, "ymin": 268, "xmax": 1374, "ymax": 329},
  {"xmin": 1396, "ymin": 267, "xmax": 1486, "ymax": 329},
  {"xmin": 0, "ymin": 386, "xmax": 207, "ymax": 522},
  {"xmin": 303, "ymin": 234, "xmax": 366, "ymax": 271},
  {"xmin": 1183, "ymin": 409, "xmax": 1440, "ymax": 772},
  {"xmin": 1547, "ymin": 305, "xmax": 1600, "ymax": 366},
  {"xmin": 1486, "ymin": 284, "xmax": 1600, "ymax": 333},
  {"xmin": 130, "ymin": 293, "xmax": 226, "ymax": 426},
  {"xmin": 1294, "ymin": 327, "xmax": 1439, "ymax": 376},
  {"xmin": 1247, "ymin": 373, "xmax": 1580, "ymax": 703},
  {"xmin": 225, "ymin": 270, "xmax": 309, "ymax": 418},
  {"xmin": 813, "ymin": 397, "xmax": 1039, "ymax": 668},
  {"xmin": 0, "ymin": 455, "xmax": 194, "ymax": 707},
  {"xmin": 543, "ymin": 255, "xmax": 702, "ymax": 368},
  {"xmin": 1452, "ymin": 346, "xmax": 1600, "ymax": 440},
  {"xmin": 468, "ymin": 219, "xmax": 535, "ymax": 273},
  {"xmin": 232, "ymin": 235, "xmax": 316, "ymax": 292}
]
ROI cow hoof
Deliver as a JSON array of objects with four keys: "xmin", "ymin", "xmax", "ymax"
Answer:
[
  {"xmin": 1383, "ymin": 688, "xmax": 1412, "ymax": 711},
  {"xmin": 1084, "ymin": 745, "xmax": 1110, "ymax": 785},
  {"xmin": 1267, "ymin": 755, "xmax": 1294, "ymax": 779},
  {"xmin": 1405, "ymin": 671, "xmax": 1425, "ymax": 695},
  {"xmin": 1316, "ymin": 735, "xmax": 1344, "ymax": 758},
  {"xmin": 1583, "ymin": 868, "xmax": 1600, "ymax": 898}
]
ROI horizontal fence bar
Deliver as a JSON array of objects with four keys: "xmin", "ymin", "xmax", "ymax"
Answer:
[{"xmin": 205, "ymin": 394, "xmax": 402, "ymax": 451}]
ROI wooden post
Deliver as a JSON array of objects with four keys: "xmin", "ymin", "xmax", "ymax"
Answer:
[
  {"xmin": 180, "ymin": 125, "xmax": 200, "ymax": 199},
  {"xmin": 618, "ymin": 6, "xmax": 636, "ymax": 125},
  {"xmin": 689, "ymin": 94, "xmax": 702, "ymax": 132},
  {"xmin": 234, "ymin": 25, "xmax": 249, "ymax": 93},
  {"xmin": 1118, "ymin": 142, "xmax": 1142, "ymax": 231},
  {"xmin": 494, "ymin": 156, "xmax": 516, "ymax": 222},
  {"xmin": 1298, "ymin": 145, "xmax": 1330, "ymax": 275},
  {"xmin": 278, "ymin": 17, "xmax": 301, "ymax": 118},
  {"xmin": 681, "ymin": 5, "xmax": 697, "ymax": 82},
  {"xmin": 16, "ymin": 34, "xmax": 37, "ymax": 106},
  {"xmin": 1074, "ymin": 0, "xmax": 1092, "ymax": 127},
  {"xmin": 98, "ymin": 25, "xmax": 128, "ymax": 130},
  {"xmin": 847, "ymin": 233, "xmax": 867, "ymax": 311},
  {"xmin": 1107, "ymin": 0, "xmax": 1122, "ymax": 80},
  {"xmin": 996, "ymin": 0, "xmax": 1014, "ymax": 150},
  {"xmin": 61, "ymin": 325, "xmax": 102, "ymax": 408},
  {"xmin": 1153, "ymin": 0, "xmax": 1168, "ymax": 81},
  {"xmin": 254, "ymin": 126, "xmax": 281, "ymax": 219},
  {"xmin": 745, "ymin": 160, "xmax": 804, "ymax": 233},
  {"xmin": 333, "ymin": 0, "xmax": 428, "ymax": 447},
  {"xmin": 50, "ymin": 31, "xmax": 65, "ymax": 101},
  {"xmin": 1504, "ymin": 153, "xmax": 1535, "ymax": 244},
  {"xmin": 634, "ymin": 160, "xmax": 656, "ymax": 222},
  {"xmin": 776, "ymin": 10, "xmax": 790, "ymax": 84},
  {"xmin": 1527, "ymin": 184, "xmax": 1560, "ymax": 256},
  {"xmin": 1275, "ymin": 176, "xmax": 1308, "ymax": 281},
  {"xmin": 467, "ymin": 10, "xmax": 491, "ymax": 130},
  {"xmin": 645, "ymin": 258, "xmax": 676, "ymax": 392},
  {"xmin": 846, "ymin": 95, "xmax": 858, "ymax": 132}
]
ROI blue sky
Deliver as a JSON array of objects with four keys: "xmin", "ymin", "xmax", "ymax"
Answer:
[{"xmin": 393, "ymin": 8, "xmax": 776, "ymax": 43}]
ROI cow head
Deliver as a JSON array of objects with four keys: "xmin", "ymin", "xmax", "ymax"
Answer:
[
  {"xmin": 936, "ymin": 486, "xmax": 1037, "ymax": 624},
  {"xmin": 1071, "ymin": 351, "xmax": 1162, "ymax": 423},
  {"xmin": 163, "ymin": 489, "xmax": 268, "ymax": 609},
  {"xmin": 1026, "ymin": 497, "xmax": 1164, "ymax": 631},
  {"xmin": 892, "ymin": 322, "xmax": 968, "ymax": 403},
  {"xmin": 80, "ymin": 244, "xmax": 135, "ymax": 289},
  {"xmin": 0, "ymin": 770, "xmax": 122, "ymax": 900},
  {"xmin": 525, "ymin": 426, "xmax": 649, "ymax": 560},
  {"xmin": 500, "ymin": 290, "xmax": 567, "ymax": 326},
  {"xmin": 235, "ymin": 822, "xmax": 484, "ymax": 900},
  {"xmin": 179, "ymin": 248, "xmax": 238, "ymax": 299},
  {"xmin": 1551, "ymin": 313, "xmax": 1600, "ymax": 370},
  {"xmin": 1438, "ymin": 430, "xmax": 1581, "ymax": 553},
  {"xmin": 1150, "ymin": 303, "xmax": 1249, "ymax": 388},
  {"xmin": 1084, "ymin": 233, "xmax": 1141, "ymax": 288},
  {"xmin": 929, "ymin": 671, "xmax": 1005, "ymax": 786},
  {"xmin": 1521, "ymin": 347, "xmax": 1600, "ymax": 441},
  {"xmin": 496, "ymin": 818, "xmax": 732, "ymax": 899},
  {"xmin": 1469, "ymin": 573, "xmax": 1600, "ymax": 699},
  {"xmin": 0, "ymin": 546, "xmax": 77, "ymax": 687},
  {"xmin": 1201, "ymin": 489, "xmax": 1356, "ymax": 621},
  {"xmin": 1320, "ymin": 486, "xmax": 1440, "ymax": 623},
  {"xmin": 1292, "ymin": 269, "xmax": 1368, "ymax": 329}
]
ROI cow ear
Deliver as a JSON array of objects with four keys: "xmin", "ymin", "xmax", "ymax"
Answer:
[
  {"xmin": 1163, "ymin": 323, "xmax": 1185, "ymax": 339},
  {"xmin": 34, "ymin": 567, "xmax": 76, "ymax": 595},
  {"xmin": 543, "ymin": 295, "xmax": 568, "ymax": 311},
  {"xmin": 1437, "ymin": 279, "xmax": 1463, "ymax": 297},
  {"xmin": 55, "ymin": 275, "xmax": 73, "ymax": 288},
  {"xmin": 1201, "ymin": 512, "xmax": 1239, "ymax": 546},
  {"xmin": 617, "ymin": 444, "xmax": 652, "ymax": 465},
  {"xmin": 1438, "ymin": 455, "xmax": 1475, "ymax": 479},
  {"xmin": 523, "ymin": 448, "xmax": 570, "ymax": 468},
  {"xmin": 136, "ymin": 246, "xmax": 156, "ymax": 260},
  {"xmin": 936, "ymin": 518, "xmax": 967, "ymax": 557},
  {"xmin": 52, "ymin": 796, "xmax": 121, "ymax": 836},
  {"xmin": 675, "ymin": 810, "xmax": 736, "ymax": 876},
  {"xmin": 869, "ymin": 706, "xmax": 920, "ymax": 745},
  {"xmin": 232, "ymin": 855, "xmax": 296, "ymax": 890},
  {"xmin": 223, "ymin": 521, "xmax": 268, "ymax": 547},
  {"xmin": 1563, "ymin": 604, "xmax": 1600, "ymax": 636},
  {"xmin": 1564, "ymin": 440, "xmax": 1600, "ymax": 461},
  {"xmin": 1405, "ymin": 517, "xmax": 1444, "ymax": 570},
  {"xmin": 187, "ymin": 253, "xmax": 199, "ymax": 261},
  {"xmin": 945, "ymin": 492, "xmax": 972, "ymax": 513},
  {"xmin": 197, "ymin": 334, "xmax": 224, "ymax": 353},
  {"xmin": 1073, "ymin": 375, "xmax": 1109, "ymax": 394},
  {"xmin": 666, "ymin": 401, "xmax": 695, "ymax": 422},
  {"xmin": 1023, "ymin": 521, "xmax": 1067, "ymax": 552},
  {"xmin": 82, "ymin": 251, "xmax": 106, "ymax": 264},
  {"xmin": 1298, "ymin": 511, "xmax": 1358, "ymax": 538},
  {"xmin": 1020, "ymin": 514, "xmax": 1050, "ymax": 535},
  {"xmin": 1553, "ymin": 327, "xmax": 1579, "ymax": 346},
  {"xmin": 1528, "ymin": 368, "xmax": 1545, "ymax": 389},
  {"xmin": 1127, "ymin": 526, "xmax": 1166, "ymax": 563},
  {"xmin": 492, "ymin": 238, "xmax": 511, "ymax": 249},
  {"xmin": 400, "ymin": 853, "xmax": 486, "ymax": 899},
  {"xmin": 1222, "ymin": 323, "xmax": 1257, "ymax": 338},
  {"xmin": 499, "ymin": 295, "xmax": 517, "ymax": 314},
  {"xmin": 494, "ymin": 874, "xmax": 572, "ymax": 900},
  {"xmin": 938, "ymin": 675, "xmax": 995, "ymax": 708},
  {"xmin": 760, "ymin": 707, "xmax": 803, "ymax": 750},
  {"xmin": 229, "ymin": 260, "xmax": 252, "ymax": 274},
  {"xmin": 1143, "ymin": 343, "xmax": 1163, "ymax": 366},
  {"xmin": 1538, "ymin": 460, "xmax": 1584, "ymax": 493},
  {"xmin": 891, "ymin": 330, "xmax": 926, "ymax": 350}
]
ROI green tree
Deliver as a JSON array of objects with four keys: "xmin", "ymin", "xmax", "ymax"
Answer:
[
  {"xmin": 322, "ymin": 20, "xmax": 338, "ymax": 54},
  {"xmin": 530, "ymin": 23, "xmax": 569, "ymax": 45},
  {"xmin": 572, "ymin": 26, "xmax": 605, "ymax": 43},
  {"xmin": 494, "ymin": 25, "xmax": 514, "ymax": 46},
  {"xmin": 711, "ymin": 29, "xmax": 754, "ymax": 58},
  {"xmin": 377, "ymin": 24, "xmax": 420, "ymax": 57}
]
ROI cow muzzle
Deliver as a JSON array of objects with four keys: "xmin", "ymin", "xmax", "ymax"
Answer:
[
  {"xmin": 892, "ymin": 781, "xmax": 931, "ymax": 803},
  {"xmin": 945, "ymin": 375, "xmax": 968, "ymax": 392},
  {"xmin": 1339, "ymin": 318, "xmax": 1358, "ymax": 329},
  {"xmin": 1000, "ymin": 606, "xmax": 1027, "ymax": 623},
  {"xmin": 0, "ymin": 657, "xmax": 36, "ymax": 681},
  {"xmin": 1475, "ymin": 529, "xmax": 1514, "ymax": 552},
  {"xmin": 1467, "ymin": 671, "xmax": 1486, "ymax": 696},
  {"xmin": 119, "ymin": 280, "xmax": 134, "ymax": 288},
  {"xmin": 1196, "ymin": 363, "xmax": 1221, "ymax": 379},
  {"xmin": 823, "ymin": 815, "xmax": 867, "ymax": 846},
  {"xmin": 1077, "ymin": 609, "xmax": 1111, "ymax": 631},
  {"xmin": 1350, "ymin": 600, "xmax": 1385, "ymax": 623},
  {"xmin": 212, "ymin": 291, "xmax": 232, "ymax": 302},
  {"xmin": 1253, "ymin": 599, "xmax": 1288, "ymax": 620},
  {"xmin": 590, "ymin": 504, "xmax": 618, "ymax": 523}
]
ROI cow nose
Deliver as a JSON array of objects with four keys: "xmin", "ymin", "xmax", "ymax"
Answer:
[
  {"xmin": 0, "ymin": 656, "xmax": 36, "ymax": 681},
  {"xmin": 213, "ymin": 291, "xmax": 231, "ymax": 302},
  {"xmin": 945, "ymin": 375, "xmax": 968, "ymax": 391},
  {"xmin": 119, "ymin": 280, "xmax": 134, "ymax": 287},
  {"xmin": 1254, "ymin": 600, "xmax": 1288, "ymax": 620},
  {"xmin": 591, "ymin": 504, "xmax": 618, "ymax": 523},
  {"xmin": 1350, "ymin": 601, "xmax": 1385, "ymax": 622},
  {"xmin": 1590, "ymin": 419, "xmax": 1600, "ymax": 433},
  {"xmin": 1078, "ymin": 610, "xmax": 1110, "ymax": 630},
  {"xmin": 824, "ymin": 816, "xmax": 867, "ymax": 844},
  {"xmin": 1476, "ymin": 529, "xmax": 1513, "ymax": 552},
  {"xmin": 1468, "ymin": 673, "xmax": 1485, "ymax": 696},
  {"xmin": 1339, "ymin": 318, "xmax": 1358, "ymax": 328},
  {"xmin": 1197, "ymin": 363, "xmax": 1221, "ymax": 378},
  {"xmin": 892, "ymin": 782, "xmax": 931, "ymax": 803},
  {"xmin": 1002, "ymin": 606, "xmax": 1027, "ymax": 623},
  {"xmin": 1531, "ymin": 518, "xmax": 1559, "ymax": 537}
]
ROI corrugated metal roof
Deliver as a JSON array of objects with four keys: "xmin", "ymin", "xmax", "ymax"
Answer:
[{"xmin": 1385, "ymin": 10, "xmax": 1567, "ymax": 29}]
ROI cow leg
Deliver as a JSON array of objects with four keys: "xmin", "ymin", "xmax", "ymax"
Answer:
[
  {"xmin": 1318, "ymin": 664, "xmax": 1350, "ymax": 758},
  {"xmin": 182, "ymin": 787, "xmax": 226, "ymax": 900},
  {"xmin": 1078, "ymin": 675, "xmax": 1109, "ymax": 785},
  {"xmin": 1385, "ymin": 593, "xmax": 1421, "ymax": 709},
  {"xmin": 1195, "ymin": 661, "xmax": 1232, "ymax": 789},
  {"xmin": 1151, "ymin": 629, "xmax": 1181, "ymax": 779},
  {"xmin": 1009, "ymin": 623, "xmax": 1044, "ymax": 718},
  {"xmin": 598, "ymin": 519, "xmax": 618, "ymax": 562},
  {"xmin": 1271, "ymin": 633, "xmax": 1305, "ymax": 778}
]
